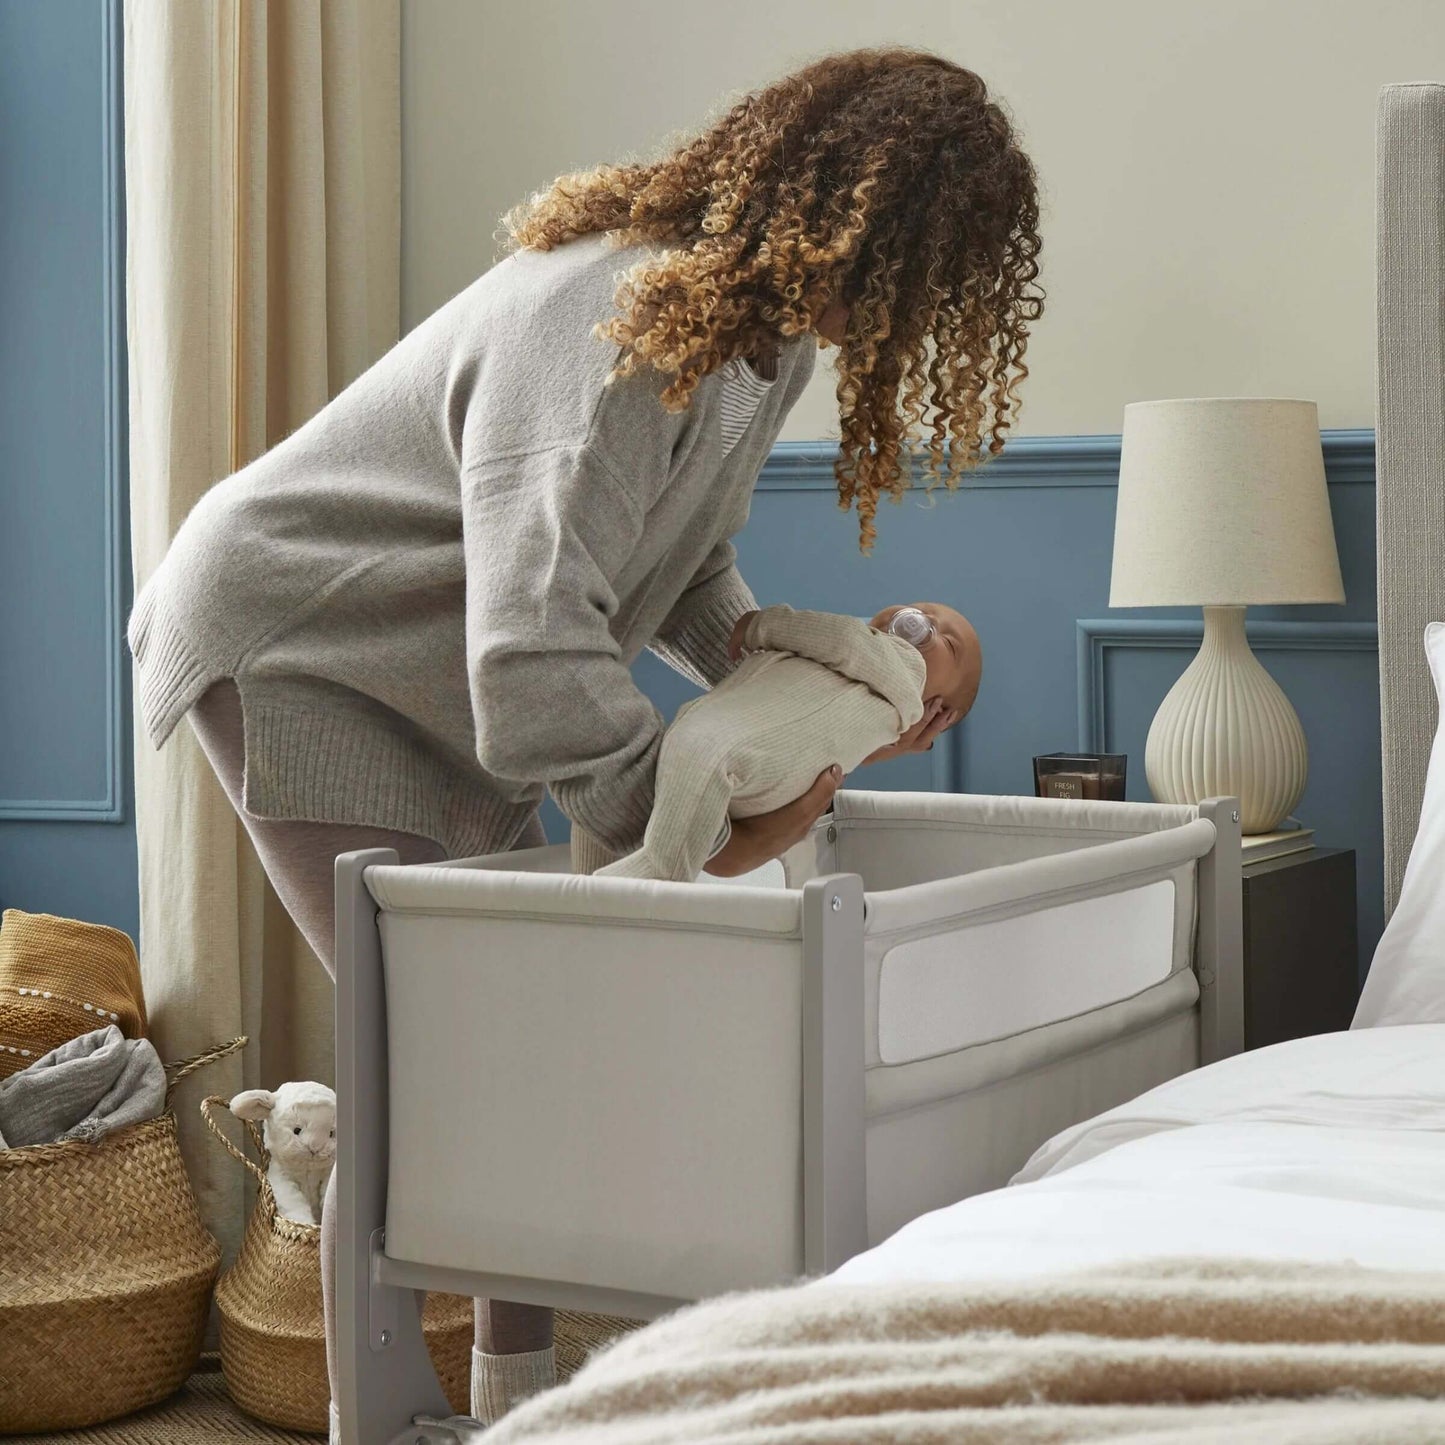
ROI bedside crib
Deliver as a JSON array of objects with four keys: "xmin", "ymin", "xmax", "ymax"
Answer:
[{"xmin": 333, "ymin": 789, "xmax": 1242, "ymax": 1443}]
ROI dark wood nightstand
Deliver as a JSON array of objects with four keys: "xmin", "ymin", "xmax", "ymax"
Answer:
[{"xmin": 1241, "ymin": 847, "xmax": 1358, "ymax": 1050}]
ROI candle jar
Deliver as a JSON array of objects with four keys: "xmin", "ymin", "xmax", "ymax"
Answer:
[{"xmin": 1033, "ymin": 753, "xmax": 1127, "ymax": 802}]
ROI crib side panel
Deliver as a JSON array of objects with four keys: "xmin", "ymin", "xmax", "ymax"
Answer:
[
  {"xmin": 378, "ymin": 909, "xmax": 809, "ymax": 1302},
  {"xmin": 872, "ymin": 876, "xmax": 1185, "ymax": 1064},
  {"xmin": 855, "ymin": 820, "xmax": 1212, "ymax": 1069}
]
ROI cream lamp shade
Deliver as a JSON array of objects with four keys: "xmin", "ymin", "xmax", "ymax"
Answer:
[
  {"xmin": 1111, "ymin": 399, "xmax": 1344, "ymax": 608},
  {"xmin": 1108, "ymin": 398, "xmax": 1344, "ymax": 834}
]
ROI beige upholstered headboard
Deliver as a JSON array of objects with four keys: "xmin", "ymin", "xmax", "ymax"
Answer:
[{"xmin": 1376, "ymin": 83, "xmax": 1445, "ymax": 916}]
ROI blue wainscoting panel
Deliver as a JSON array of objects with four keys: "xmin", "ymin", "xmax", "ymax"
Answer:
[{"xmin": 0, "ymin": 1, "xmax": 137, "ymax": 936}]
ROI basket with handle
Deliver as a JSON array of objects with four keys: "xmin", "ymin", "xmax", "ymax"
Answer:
[
  {"xmin": 0, "ymin": 1035, "xmax": 247, "ymax": 1434},
  {"xmin": 201, "ymin": 1092, "xmax": 472, "ymax": 1430}
]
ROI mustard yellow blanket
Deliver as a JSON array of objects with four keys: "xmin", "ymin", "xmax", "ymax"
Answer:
[{"xmin": 489, "ymin": 1261, "xmax": 1445, "ymax": 1443}]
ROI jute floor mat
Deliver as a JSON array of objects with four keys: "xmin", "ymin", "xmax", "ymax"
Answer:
[
  {"xmin": 22, "ymin": 1314, "xmax": 642, "ymax": 1444},
  {"xmin": 17, "ymin": 1358, "xmax": 322, "ymax": 1444}
]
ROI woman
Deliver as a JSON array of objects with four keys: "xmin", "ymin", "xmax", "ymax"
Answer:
[{"xmin": 128, "ymin": 45, "xmax": 1041, "ymax": 1429}]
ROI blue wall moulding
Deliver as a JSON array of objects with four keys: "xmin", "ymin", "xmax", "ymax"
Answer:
[
  {"xmin": 759, "ymin": 433, "xmax": 1128, "ymax": 489},
  {"xmin": 0, "ymin": 0, "xmax": 126, "ymax": 821},
  {"xmin": 0, "ymin": 0, "xmax": 138, "ymax": 938},
  {"xmin": 756, "ymin": 429, "xmax": 1376, "ymax": 491},
  {"xmin": 1077, "ymin": 619, "xmax": 1381, "ymax": 755}
]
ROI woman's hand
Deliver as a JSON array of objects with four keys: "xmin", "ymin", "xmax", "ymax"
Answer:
[
  {"xmin": 861, "ymin": 697, "xmax": 959, "ymax": 766},
  {"xmin": 727, "ymin": 610, "xmax": 761, "ymax": 663},
  {"xmin": 703, "ymin": 765, "xmax": 843, "ymax": 877}
]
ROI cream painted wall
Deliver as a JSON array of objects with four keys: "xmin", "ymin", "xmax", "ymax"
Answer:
[{"xmin": 401, "ymin": 0, "xmax": 1445, "ymax": 439}]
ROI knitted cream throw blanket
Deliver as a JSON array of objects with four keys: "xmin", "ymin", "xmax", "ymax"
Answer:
[{"xmin": 487, "ymin": 1260, "xmax": 1445, "ymax": 1443}]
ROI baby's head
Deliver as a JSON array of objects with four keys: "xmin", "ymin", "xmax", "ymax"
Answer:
[{"xmin": 871, "ymin": 603, "xmax": 982, "ymax": 721}]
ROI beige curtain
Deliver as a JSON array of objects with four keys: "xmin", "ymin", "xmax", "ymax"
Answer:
[{"xmin": 124, "ymin": 0, "xmax": 399, "ymax": 1261}]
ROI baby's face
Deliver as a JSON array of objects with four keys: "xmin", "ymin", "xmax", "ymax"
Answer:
[{"xmin": 871, "ymin": 603, "xmax": 983, "ymax": 720}]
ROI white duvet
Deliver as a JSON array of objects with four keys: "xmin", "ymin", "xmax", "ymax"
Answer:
[{"xmin": 832, "ymin": 1023, "xmax": 1445, "ymax": 1286}]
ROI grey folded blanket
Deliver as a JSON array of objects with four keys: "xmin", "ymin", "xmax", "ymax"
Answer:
[{"xmin": 0, "ymin": 1024, "xmax": 165, "ymax": 1148}]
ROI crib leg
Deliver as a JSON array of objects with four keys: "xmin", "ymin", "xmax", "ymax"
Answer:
[
  {"xmin": 801, "ymin": 873, "xmax": 868, "ymax": 1274},
  {"xmin": 1196, "ymin": 798, "xmax": 1245, "ymax": 1065},
  {"xmin": 335, "ymin": 849, "xmax": 452, "ymax": 1445}
]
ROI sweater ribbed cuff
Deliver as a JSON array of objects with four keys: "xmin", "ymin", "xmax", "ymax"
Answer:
[
  {"xmin": 651, "ymin": 565, "xmax": 757, "ymax": 690},
  {"xmin": 551, "ymin": 766, "xmax": 656, "ymax": 860},
  {"xmin": 126, "ymin": 582, "xmax": 216, "ymax": 749},
  {"xmin": 570, "ymin": 825, "xmax": 620, "ymax": 875}
]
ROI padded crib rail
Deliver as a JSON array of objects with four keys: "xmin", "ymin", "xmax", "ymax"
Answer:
[
  {"xmin": 832, "ymin": 789, "xmax": 1200, "ymax": 837},
  {"xmin": 793, "ymin": 790, "xmax": 1211, "ymax": 893},
  {"xmin": 849, "ymin": 818, "xmax": 1212, "ymax": 1090},
  {"xmin": 362, "ymin": 860, "xmax": 803, "ymax": 936},
  {"xmin": 860, "ymin": 816, "xmax": 1216, "ymax": 935}
]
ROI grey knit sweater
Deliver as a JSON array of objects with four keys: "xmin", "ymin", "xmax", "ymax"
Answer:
[{"xmin": 127, "ymin": 236, "xmax": 816, "ymax": 859}]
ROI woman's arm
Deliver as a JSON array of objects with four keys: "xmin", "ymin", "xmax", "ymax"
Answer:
[
  {"xmin": 462, "ymin": 442, "xmax": 664, "ymax": 856},
  {"xmin": 463, "ymin": 447, "xmax": 842, "ymax": 868},
  {"xmin": 649, "ymin": 538, "xmax": 756, "ymax": 689}
]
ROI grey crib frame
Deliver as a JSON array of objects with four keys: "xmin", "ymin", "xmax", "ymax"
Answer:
[{"xmin": 332, "ymin": 795, "xmax": 1242, "ymax": 1443}]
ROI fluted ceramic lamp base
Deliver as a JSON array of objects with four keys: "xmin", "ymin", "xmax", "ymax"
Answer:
[{"xmin": 1144, "ymin": 606, "xmax": 1307, "ymax": 834}]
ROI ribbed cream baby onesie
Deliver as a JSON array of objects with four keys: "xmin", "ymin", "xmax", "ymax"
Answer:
[{"xmin": 596, "ymin": 606, "xmax": 926, "ymax": 881}]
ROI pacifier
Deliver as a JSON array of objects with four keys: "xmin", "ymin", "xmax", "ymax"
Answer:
[{"xmin": 886, "ymin": 607, "xmax": 936, "ymax": 649}]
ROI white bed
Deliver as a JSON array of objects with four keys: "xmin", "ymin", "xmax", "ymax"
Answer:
[{"xmin": 833, "ymin": 1023, "xmax": 1445, "ymax": 1288}]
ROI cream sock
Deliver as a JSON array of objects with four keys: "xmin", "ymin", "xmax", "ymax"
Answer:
[
  {"xmin": 329, "ymin": 1400, "xmax": 341, "ymax": 1445},
  {"xmin": 471, "ymin": 1345, "xmax": 557, "ymax": 1424}
]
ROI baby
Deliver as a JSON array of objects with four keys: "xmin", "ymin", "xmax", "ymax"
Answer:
[{"xmin": 595, "ymin": 602, "xmax": 982, "ymax": 882}]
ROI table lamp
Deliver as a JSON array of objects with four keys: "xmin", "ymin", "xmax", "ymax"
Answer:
[{"xmin": 1109, "ymin": 398, "xmax": 1344, "ymax": 834}]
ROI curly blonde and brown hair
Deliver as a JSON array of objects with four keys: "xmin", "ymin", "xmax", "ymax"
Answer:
[{"xmin": 504, "ymin": 47, "xmax": 1043, "ymax": 551}]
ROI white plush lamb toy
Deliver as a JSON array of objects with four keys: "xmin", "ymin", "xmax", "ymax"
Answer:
[{"xmin": 231, "ymin": 1081, "xmax": 337, "ymax": 1225}]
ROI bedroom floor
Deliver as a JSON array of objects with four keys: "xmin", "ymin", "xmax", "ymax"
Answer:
[
  {"xmin": 27, "ymin": 1315, "xmax": 643, "ymax": 1444},
  {"xmin": 22, "ymin": 1357, "xmax": 321, "ymax": 1444}
]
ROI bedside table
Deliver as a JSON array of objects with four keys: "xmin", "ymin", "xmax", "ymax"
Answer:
[{"xmin": 1241, "ymin": 847, "xmax": 1358, "ymax": 1050}]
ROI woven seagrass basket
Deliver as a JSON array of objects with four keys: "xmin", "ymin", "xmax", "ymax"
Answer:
[
  {"xmin": 0, "ymin": 1037, "xmax": 246, "ymax": 1434},
  {"xmin": 202, "ymin": 1095, "xmax": 474, "ymax": 1431}
]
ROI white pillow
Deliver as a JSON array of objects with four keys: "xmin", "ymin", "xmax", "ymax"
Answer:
[{"xmin": 1353, "ymin": 622, "xmax": 1445, "ymax": 1027}]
